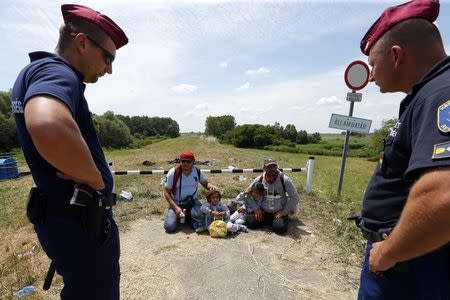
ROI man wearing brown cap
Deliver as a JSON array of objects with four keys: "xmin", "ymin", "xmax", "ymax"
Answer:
[
  {"xmin": 246, "ymin": 157, "xmax": 299, "ymax": 234},
  {"xmin": 356, "ymin": 0, "xmax": 450, "ymax": 298},
  {"xmin": 11, "ymin": 4, "xmax": 128, "ymax": 299}
]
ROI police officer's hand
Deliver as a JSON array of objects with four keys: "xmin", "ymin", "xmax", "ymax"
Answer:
[
  {"xmin": 255, "ymin": 208, "xmax": 264, "ymax": 221},
  {"xmin": 369, "ymin": 241, "xmax": 396, "ymax": 273},
  {"xmin": 56, "ymin": 171, "xmax": 105, "ymax": 191}
]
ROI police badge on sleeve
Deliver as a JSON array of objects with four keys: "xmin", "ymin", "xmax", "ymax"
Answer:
[
  {"xmin": 437, "ymin": 100, "xmax": 450, "ymax": 133},
  {"xmin": 432, "ymin": 142, "xmax": 450, "ymax": 159}
]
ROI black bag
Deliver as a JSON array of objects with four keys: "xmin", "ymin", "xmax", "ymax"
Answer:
[{"xmin": 178, "ymin": 195, "xmax": 195, "ymax": 221}]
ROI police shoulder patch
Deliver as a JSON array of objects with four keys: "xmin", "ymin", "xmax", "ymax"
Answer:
[
  {"xmin": 437, "ymin": 100, "xmax": 450, "ymax": 133},
  {"xmin": 432, "ymin": 141, "xmax": 450, "ymax": 160}
]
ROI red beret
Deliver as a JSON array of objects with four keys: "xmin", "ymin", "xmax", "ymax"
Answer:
[
  {"xmin": 360, "ymin": 0, "xmax": 439, "ymax": 55},
  {"xmin": 180, "ymin": 151, "xmax": 195, "ymax": 161},
  {"xmin": 61, "ymin": 4, "xmax": 128, "ymax": 49}
]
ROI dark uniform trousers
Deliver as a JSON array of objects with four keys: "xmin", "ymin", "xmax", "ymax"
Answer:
[
  {"xmin": 358, "ymin": 242, "xmax": 450, "ymax": 300},
  {"xmin": 35, "ymin": 212, "xmax": 120, "ymax": 300}
]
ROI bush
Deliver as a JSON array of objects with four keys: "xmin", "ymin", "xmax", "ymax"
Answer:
[{"xmin": 93, "ymin": 111, "xmax": 133, "ymax": 148}]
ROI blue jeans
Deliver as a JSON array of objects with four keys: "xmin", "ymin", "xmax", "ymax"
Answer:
[
  {"xmin": 358, "ymin": 242, "xmax": 450, "ymax": 300},
  {"xmin": 35, "ymin": 213, "xmax": 120, "ymax": 300},
  {"xmin": 163, "ymin": 201, "xmax": 204, "ymax": 233}
]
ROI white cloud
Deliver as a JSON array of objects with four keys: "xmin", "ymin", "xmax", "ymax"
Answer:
[
  {"xmin": 317, "ymin": 96, "xmax": 343, "ymax": 106},
  {"xmin": 235, "ymin": 82, "xmax": 251, "ymax": 92},
  {"xmin": 218, "ymin": 61, "xmax": 228, "ymax": 68},
  {"xmin": 171, "ymin": 84, "xmax": 198, "ymax": 94},
  {"xmin": 246, "ymin": 67, "xmax": 270, "ymax": 75},
  {"xmin": 195, "ymin": 103, "xmax": 209, "ymax": 110}
]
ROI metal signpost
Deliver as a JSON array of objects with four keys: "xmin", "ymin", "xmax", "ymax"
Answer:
[{"xmin": 333, "ymin": 61, "xmax": 370, "ymax": 195}]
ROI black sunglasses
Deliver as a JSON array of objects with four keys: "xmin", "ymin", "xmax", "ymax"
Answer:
[
  {"xmin": 181, "ymin": 160, "xmax": 193, "ymax": 164},
  {"xmin": 86, "ymin": 35, "xmax": 115, "ymax": 66}
]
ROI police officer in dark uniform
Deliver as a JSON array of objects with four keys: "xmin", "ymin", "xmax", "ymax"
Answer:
[
  {"xmin": 11, "ymin": 4, "xmax": 128, "ymax": 299},
  {"xmin": 356, "ymin": 0, "xmax": 450, "ymax": 298}
]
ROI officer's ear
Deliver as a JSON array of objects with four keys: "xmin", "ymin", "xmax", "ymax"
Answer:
[
  {"xmin": 71, "ymin": 32, "xmax": 88, "ymax": 55},
  {"xmin": 390, "ymin": 45, "xmax": 406, "ymax": 69}
]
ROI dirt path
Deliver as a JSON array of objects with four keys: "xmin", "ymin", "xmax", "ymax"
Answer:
[{"xmin": 119, "ymin": 217, "xmax": 359, "ymax": 300}]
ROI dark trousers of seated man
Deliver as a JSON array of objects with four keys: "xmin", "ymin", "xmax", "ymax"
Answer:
[{"xmin": 246, "ymin": 211, "xmax": 288, "ymax": 234}]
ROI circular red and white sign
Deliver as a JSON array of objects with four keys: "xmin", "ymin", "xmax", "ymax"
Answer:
[{"xmin": 344, "ymin": 60, "xmax": 369, "ymax": 91}]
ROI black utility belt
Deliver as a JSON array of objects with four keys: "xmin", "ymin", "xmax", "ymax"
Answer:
[
  {"xmin": 26, "ymin": 186, "xmax": 116, "ymax": 224},
  {"xmin": 348, "ymin": 216, "xmax": 393, "ymax": 243},
  {"xmin": 70, "ymin": 186, "xmax": 116, "ymax": 208}
]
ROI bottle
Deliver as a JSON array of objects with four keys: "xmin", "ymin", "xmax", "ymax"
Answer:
[
  {"xmin": 179, "ymin": 209, "xmax": 186, "ymax": 224},
  {"xmin": 15, "ymin": 285, "xmax": 35, "ymax": 298}
]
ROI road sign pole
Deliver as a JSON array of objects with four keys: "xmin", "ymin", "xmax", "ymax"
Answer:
[
  {"xmin": 337, "ymin": 92, "xmax": 355, "ymax": 195},
  {"xmin": 333, "ymin": 60, "xmax": 370, "ymax": 196}
]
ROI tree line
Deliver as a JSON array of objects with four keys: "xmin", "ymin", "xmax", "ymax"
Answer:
[
  {"xmin": 0, "ymin": 90, "xmax": 180, "ymax": 151},
  {"xmin": 205, "ymin": 115, "xmax": 396, "ymax": 160},
  {"xmin": 205, "ymin": 115, "xmax": 322, "ymax": 148}
]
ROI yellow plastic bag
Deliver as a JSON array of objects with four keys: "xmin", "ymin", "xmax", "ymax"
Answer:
[{"xmin": 209, "ymin": 219, "xmax": 227, "ymax": 238}]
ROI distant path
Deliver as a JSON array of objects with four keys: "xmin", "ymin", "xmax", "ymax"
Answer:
[{"xmin": 120, "ymin": 218, "xmax": 359, "ymax": 299}]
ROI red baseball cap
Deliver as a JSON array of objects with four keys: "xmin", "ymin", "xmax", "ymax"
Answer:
[
  {"xmin": 61, "ymin": 4, "xmax": 128, "ymax": 49},
  {"xmin": 180, "ymin": 151, "xmax": 195, "ymax": 161},
  {"xmin": 360, "ymin": 0, "xmax": 439, "ymax": 55}
]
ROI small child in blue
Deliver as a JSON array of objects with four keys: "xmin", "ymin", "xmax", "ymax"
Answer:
[
  {"xmin": 197, "ymin": 190, "xmax": 230, "ymax": 233},
  {"xmin": 228, "ymin": 182, "xmax": 265, "ymax": 233}
]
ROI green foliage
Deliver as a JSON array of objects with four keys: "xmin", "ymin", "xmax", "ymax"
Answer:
[
  {"xmin": 0, "ymin": 91, "xmax": 12, "ymax": 116},
  {"xmin": 204, "ymin": 115, "xmax": 236, "ymax": 138},
  {"xmin": 309, "ymin": 132, "xmax": 322, "ymax": 143},
  {"xmin": 296, "ymin": 130, "xmax": 309, "ymax": 144},
  {"xmin": 0, "ymin": 91, "xmax": 18, "ymax": 151},
  {"xmin": 93, "ymin": 111, "xmax": 133, "ymax": 148},
  {"xmin": 0, "ymin": 114, "xmax": 17, "ymax": 151},
  {"xmin": 366, "ymin": 118, "xmax": 398, "ymax": 159},
  {"xmin": 266, "ymin": 134, "xmax": 371, "ymax": 158},
  {"xmin": 117, "ymin": 115, "xmax": 180, "ymax": 138},
  {"xmin": 221, "ymin": 124, "xmax": 275, "ymax": 148},
  {"xmin": 282, "ymin": 124, "xmax": 297, "ymax": 142}
]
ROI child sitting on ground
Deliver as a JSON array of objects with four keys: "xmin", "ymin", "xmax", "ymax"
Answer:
[
  {"xmin": 228, "ymin": 182, "xmax": 265, "ymax": 233},
  {"xmin": 197, "ymin": 190, "xmax": 230, "ymax": 233}
]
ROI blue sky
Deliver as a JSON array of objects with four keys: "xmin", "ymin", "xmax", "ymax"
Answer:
[{"xmin": 1, "ymin": 0, "xmax": 450, "ymax": 133}]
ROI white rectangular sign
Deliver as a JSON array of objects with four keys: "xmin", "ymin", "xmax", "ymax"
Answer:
[
  {"xmin": 346, "ymin": 92, "xmax": 362, "ymax": 102},
  {"xmin": 329, "ymin": 114, "xmax": 372, "ymax": 134}
]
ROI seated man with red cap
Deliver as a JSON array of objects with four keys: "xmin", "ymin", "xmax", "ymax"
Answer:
[
  {"xmin": 11, "ymin": 4, "xmax": 128, "ymax": 299},
  {"xmin": 163, "ymin": 151, "xmax": 218, "ymax": 233},
  {"xmin": 356, "ymin": 0, "xmax": 450, "ymax": 298}
]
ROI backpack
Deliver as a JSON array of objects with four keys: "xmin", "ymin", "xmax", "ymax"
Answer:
[{"xmin": 258, "ymin": 173, "xmax": 286, "ymax": 195}]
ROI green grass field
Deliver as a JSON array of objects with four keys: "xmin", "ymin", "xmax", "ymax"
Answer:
[
  {"xmin": 0, "ymin": 134, "xmax": 375, "ymax": 298},
  {"xmin": 266, "ymin": 133, "xmax": 373, "ymax": 158}
]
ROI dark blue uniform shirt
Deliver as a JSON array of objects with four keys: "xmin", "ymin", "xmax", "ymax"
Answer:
[
  {"xmin": 362, "ymin": 56, "xmax": 450, "ymax": 230},
  {"xmin": 12, "ymin": 51, "xmax": 113, "ymax": 204}
]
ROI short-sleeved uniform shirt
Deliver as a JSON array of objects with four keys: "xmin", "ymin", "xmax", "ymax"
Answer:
[
  {"xmin": 362, "ymin": 56, "xmax": 450, "ymax": 231},
  {"xmin": 12, "ymin": 52, "xmax": 113, "ymax": 204},
  {"xmin": 164, "ymin": 166, "xmax": 206, "ymax": 203}
]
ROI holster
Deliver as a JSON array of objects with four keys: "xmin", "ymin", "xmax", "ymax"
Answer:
[
  {"xmin": 26, "ymin": 187, "xmax": 47, "ymax": 225},
  {"xmin": 73, "ymin": 185, "xmax": 110, "ymax": 239}
]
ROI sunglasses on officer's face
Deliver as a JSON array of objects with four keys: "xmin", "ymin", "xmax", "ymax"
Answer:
[
  {"xmin": 85, "ymin": 35, "xmax": 115, "ymax": 66},
  {"xmin": 181, "ymin": 160, "xmax": 193, "ymax": 164}
]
